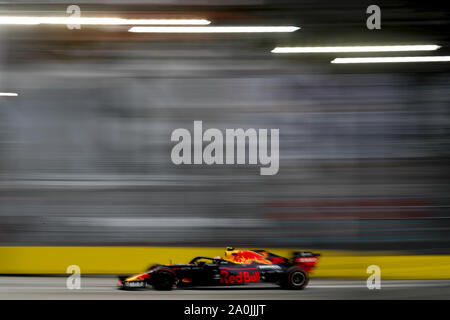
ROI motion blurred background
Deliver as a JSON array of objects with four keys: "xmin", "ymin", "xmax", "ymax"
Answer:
[{"xmin": 0, "ymin": 0, "xmax": 450, "ymax": 276}]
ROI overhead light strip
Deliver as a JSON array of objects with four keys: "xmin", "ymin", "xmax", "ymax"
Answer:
[
  {"xmin": 272, "ymin": 45, "xmax": 441, "ymax": 53},
  {"xmin": 0, "ymin": 92, "xmax": 18, "ymax": 96},
  {"xmin": 0, "ymin": 16, "xmax": 211, "ymax": 25},
  {"xmin": 129, "ymin": 26, "xmax": 300, "ymax": 33},
  {"xmin": 331, "ymin": 56, "xmax": 450, "ymax": 63}
]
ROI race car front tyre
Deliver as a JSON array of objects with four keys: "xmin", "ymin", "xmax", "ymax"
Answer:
[
  {"xmin": 151, "ymin": 269, "xmax": 176, "ymax": 291},
  {"xmin": 280, "ymin": 266, "xmax": 309, "ymax": 290}
]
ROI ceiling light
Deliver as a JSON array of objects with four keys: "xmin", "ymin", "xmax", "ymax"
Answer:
[
  {"xmin": 272, "ymin": 45, "xmax": 440, "ymax": 53},
  {"xmin": 331, "ymin": 56, "xmax": 450, "ymax": 63},
  {"xmin": 0, "ymin": 16, "xmax": 210, "ymax": 25},
  {"xmin": 129, "ymin": 26, "xmax": 300, "ymax": 33}
]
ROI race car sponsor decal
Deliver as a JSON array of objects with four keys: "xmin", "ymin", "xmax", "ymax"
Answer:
[
  {"xmin": 294, "ymin": 257, "xmax": 318, "ymax": 263},
  {"xmin": 220, "ymin": 269, "xmax": 261, "ymax": 284},
  {"xmin": 257, "ymin": 265, "xmax": 282, "ymax": 270},
  {"xmin": 123, "ymin": 281, "xmax": 146, "ymax": 288}
]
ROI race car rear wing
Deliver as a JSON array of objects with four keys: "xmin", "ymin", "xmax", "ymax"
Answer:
[{"xmin": 292, "ymin": 251, "xmax": 321, "ymax": 272}]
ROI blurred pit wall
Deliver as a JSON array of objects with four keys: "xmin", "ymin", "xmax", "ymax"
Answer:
[{"xmin": 1, "ymin": 247, "xmax": 450, "ymax": 279}]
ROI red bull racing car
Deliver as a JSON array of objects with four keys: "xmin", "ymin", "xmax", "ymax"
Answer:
[{"xmin": 118, "ymin": 247, "xmax": 320, "ymax": 291}]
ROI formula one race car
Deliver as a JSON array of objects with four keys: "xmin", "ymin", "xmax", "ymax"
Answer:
[{"xmin": 118, "ymin": 247, "xmax": 320, "ymax": 290}]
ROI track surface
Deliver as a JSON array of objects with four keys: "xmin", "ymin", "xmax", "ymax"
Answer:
[{"xmin": 1, "ymin": 277, "xmax": 449, "ymax": 299}]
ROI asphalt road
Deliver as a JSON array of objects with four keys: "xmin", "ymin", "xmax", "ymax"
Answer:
[{"xmin": 0, "ymin": 277, "xmax": 449, "ymax": 299}]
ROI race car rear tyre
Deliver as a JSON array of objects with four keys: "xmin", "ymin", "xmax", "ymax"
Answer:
[
  {"xmin": 281, "ymin": 266, "xmax": 309, "ymax": 290},
  {"xmin": 151, "ymin": 269, "xmax": 176, "ymax": 291}
]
